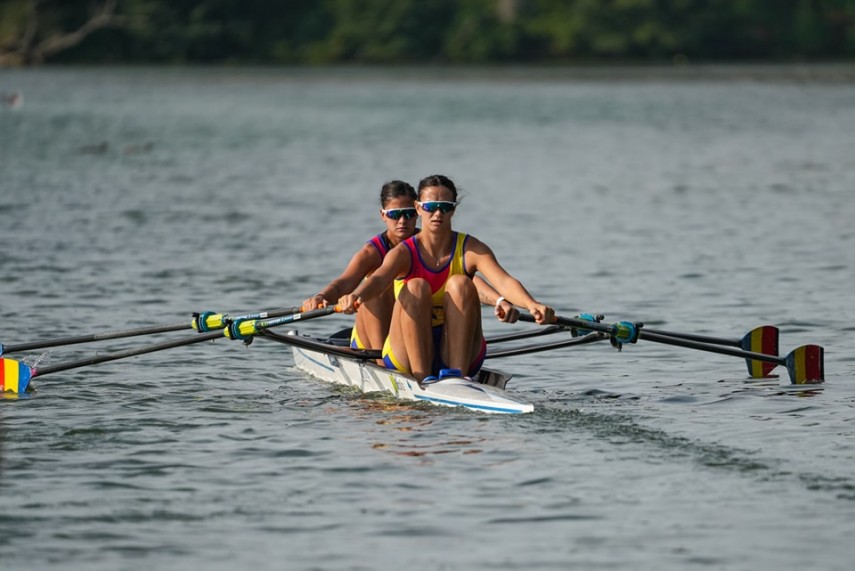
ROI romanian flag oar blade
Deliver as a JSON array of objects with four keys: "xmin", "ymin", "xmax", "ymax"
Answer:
[
  {"xmin": 0, "ymin": 307, "xmax": 301, "ymax": 356},
  {"xmin": 0, "ymin": 306, "xmax": 341, "ymax": 395},
  {"xmin": 740, "ymin": 326, "xmax": 779, "ymax": 378},
  {"xmin": 636, "ymin": 330, "xmax": 824, "ymax": 385},
  {"xmin": 785, "ymin": 344, "xmax": 824, "ymax": 385},
  {"xmin": 1, "ymin": 358, "xmax": 33, "ymax": 394}
]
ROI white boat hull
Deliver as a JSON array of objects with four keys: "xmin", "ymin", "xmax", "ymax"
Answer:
[{"xmin": 290, "ymin": 337, "xmax": 534, "ymax": 414}]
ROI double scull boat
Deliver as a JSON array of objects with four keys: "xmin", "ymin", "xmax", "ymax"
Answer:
[{"xmin": 262, "ymin": 329, "xmax": 535, "ymax": 414}]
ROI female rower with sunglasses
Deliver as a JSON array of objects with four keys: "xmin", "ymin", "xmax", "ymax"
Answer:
[
  {"xmin": 303, "ymin": 179, "xmax": 518, "ymax": 353},
  {"xmin": 338, "ymin": 174, "xmax": 554, "ymax": 384}
]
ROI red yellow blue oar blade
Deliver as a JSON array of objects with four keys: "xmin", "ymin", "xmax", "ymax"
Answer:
[
  {"xmin": 1, "ymin": 358, "xmax": 34, "ymax": 394},
  {"xmin": 785, "ymin": 344, "xmax": 825, "ymax": 384},
  {"xmin": 740, "ymin": 326, "xmax": 779, "ymax": 378}
]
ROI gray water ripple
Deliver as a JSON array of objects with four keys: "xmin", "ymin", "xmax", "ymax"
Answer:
[{"xmin": 3, "ymin": 66, "xmax": 855, "ymax": 571}]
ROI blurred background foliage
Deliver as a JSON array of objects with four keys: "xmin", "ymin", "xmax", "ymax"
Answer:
[{"xmin": 1, "ymin": 0, "xmax": 854, "ymax": 66}]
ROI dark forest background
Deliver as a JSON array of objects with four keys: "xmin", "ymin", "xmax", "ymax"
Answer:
[{"xmin": 1, "ymin": 0, "xmax": 854, "ymax": 66}]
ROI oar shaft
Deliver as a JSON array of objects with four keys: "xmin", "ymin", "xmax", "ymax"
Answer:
[
  {"xmin": 542, "ymin": 315, "xmax": 780, "ymax": 358},
  {"xmin": 4, "ymin": 322, "xmax": 191, "ymax": 354},
  {"xmin": 486, "ymin": 325, "xmax": 566, "ymax": 344},
  {"xmin": 638, "ymin": 330, "xmax": 784, "ymax": 365},
  {"xmin": 261, "ymin": 330, "xmax": 382, "ymax": 360},
  {"xmin": 486, "ymin": 332, "xmax": 608, "ymax": 359},
  {"xmin": 544, "ymin": 315, "xmax": 783, "ymax": 364},
  {"xmin": 33, "ymin": 331, "xmax": 224, "ymax": 377},
  {"xmin": 521, "ymin": 315, "xmax": 740, "ymax": 346},
  {"xmin": 30, "ymin": 307, "xmax": 326, "ymax": 378},
  {"xmin": 637, "ymin": 328, "xmax": 739, "ymax": 347},
  {"xmin": 0, "ymin": 307, "xmax": 300, "ymax": 355}
]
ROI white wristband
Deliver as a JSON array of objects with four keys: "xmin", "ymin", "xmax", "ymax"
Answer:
[{"xmin": 495, "ymin": 296, "xmax": 506, "ymax": 310}]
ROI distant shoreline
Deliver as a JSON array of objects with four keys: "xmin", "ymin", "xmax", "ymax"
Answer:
[{"xmin": 5, "ymin": 62, "xmax": 855, "ymax": 83}]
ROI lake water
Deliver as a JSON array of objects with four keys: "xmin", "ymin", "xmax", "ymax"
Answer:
[{"xmin": 1, "ymin": 65, "xmax": 854, "ymax": 570}]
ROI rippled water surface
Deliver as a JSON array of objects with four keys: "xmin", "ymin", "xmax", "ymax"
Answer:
[{"xmin": 1, "ymin": 66, "xmax": 854, "ymax": 570}]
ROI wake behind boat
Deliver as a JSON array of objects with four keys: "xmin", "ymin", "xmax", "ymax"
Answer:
[{"xmin": 262, "ymin": 329, "xmax": 534, "ymax": 414}]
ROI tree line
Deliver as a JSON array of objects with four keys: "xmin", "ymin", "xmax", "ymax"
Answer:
[{"xmin": 1, "ymin": 0, "xmax": 853, "ymax": 66}]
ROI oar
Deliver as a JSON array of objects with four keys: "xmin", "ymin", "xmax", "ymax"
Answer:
[
  {"xmin": 520, "ymin": 314, "xmax": 823, "ymax": 385},
  {"xmin": 519, "ymin": 315, "xmax": 779, "ymax": 378},
  {"xmin": 0, "ymin": 307, "xmax": 339, "ymax": 394},
  {"xmin": 0, "ymin": 307, "xmax": 301, "ymax": 356}
]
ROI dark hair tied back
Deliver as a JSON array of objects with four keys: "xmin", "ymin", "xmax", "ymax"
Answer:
[
  {"xmin": 417, "ymin": 174, "xmax": 459, "ymax": 201},
  {"xmin": 379, "ymin": 180, "xmax": 417, "ymax": 207}
]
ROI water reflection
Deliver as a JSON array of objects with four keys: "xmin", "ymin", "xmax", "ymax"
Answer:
[{"xmin": 348, "ymin": 399, "xmax": 487, "ymax": 458}]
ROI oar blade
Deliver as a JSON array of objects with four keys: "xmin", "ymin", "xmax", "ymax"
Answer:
[
  {"xmin": 785, "ymin": 345, "xmax": 824, "ymax": 384},
  {"xmin": 1, "ymin": 358, "xmax": 33, "ymax": 394},
  {"xmin": 740, "ymin": 326, "xmax": 779, "ymax": 378}
]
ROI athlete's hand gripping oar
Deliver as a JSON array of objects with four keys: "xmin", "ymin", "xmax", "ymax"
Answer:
[
  {"xmin": 0, "ymin": 307, "xmax": 341, "ymax": 395},
  {"xmin": 521, "ymin": 314, "xmax": 823, "ymax": 385},
  {"xmin": 0, "ymin": 307, "xmax": 301, "ymax": 356},
  {"xmin": 519, "ymin": 314, "xmax": 780, "ymax": 378}
]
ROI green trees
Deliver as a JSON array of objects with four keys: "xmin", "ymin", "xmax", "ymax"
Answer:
[{"xmin": 1, "ymin": 0, "xmax": 853, "ymax": 66}]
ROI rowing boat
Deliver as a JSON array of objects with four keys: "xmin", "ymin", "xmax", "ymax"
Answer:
[{"xmin": 262, "ymin": 329, "xmax": 534, "ymax": 414}]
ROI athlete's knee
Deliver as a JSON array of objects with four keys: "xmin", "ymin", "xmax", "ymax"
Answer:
[
  {"xmin": 401, "ymin": 278, "xmax": 432, "ymax": 301},
  {"xmin": 445, "ymin": 275, "xmax": 477, "ymax": 301}
]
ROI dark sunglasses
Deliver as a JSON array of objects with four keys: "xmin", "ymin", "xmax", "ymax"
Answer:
[
  {"xmin": 417, "ymin": 201, "xmax": 458, "ymax": 214},
  {"xmin": 381, "ymin": 207, "xmax": 418, "ymax": 220}
]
